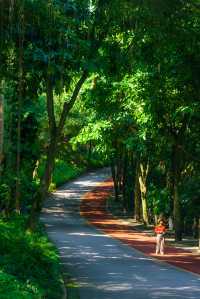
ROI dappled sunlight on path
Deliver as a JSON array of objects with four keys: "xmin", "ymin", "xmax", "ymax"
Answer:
[{"xmin": 42, "ymin": 170, "xmax": 200, "ymax": 299}]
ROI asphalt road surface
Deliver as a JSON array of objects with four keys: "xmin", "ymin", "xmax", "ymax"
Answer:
[{"xmin": 41, "ymin": 169, "xmax": 200, "ymax": 299}]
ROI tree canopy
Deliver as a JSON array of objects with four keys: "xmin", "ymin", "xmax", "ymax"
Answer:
[{"xmin": 0, "ymin": 0, "xmax": 199, "ymax": 239}]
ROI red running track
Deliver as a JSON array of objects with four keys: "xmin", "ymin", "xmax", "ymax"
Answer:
[{"xmin": 80, "ymin": 179, "xmax": 200, "ymax": 276}]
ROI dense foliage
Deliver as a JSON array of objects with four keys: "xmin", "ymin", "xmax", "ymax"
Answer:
[{"xmin": 0, "ymin": 216, "xmax": 63, "ymax": 299}]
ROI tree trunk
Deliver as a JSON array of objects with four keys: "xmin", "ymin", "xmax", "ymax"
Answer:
[
  {"xmin": 166, "ymin": 170, "xmax": 173, "ymax": 217},
  {"xmin": 173, "ymin": 181, "xmax": 182, "ymax": 240},
  {"xmin": 122, "ymin": 149, "xmax": 128, "ymax": 210},
  {"xmin": 15, "ymin": 93, "xmax": 22, "ymax": 213},
  {"xmin": 122, "ymin": 150, "xmax": 135, "ymax": 212},
  {"xmin": 138, "ymin": 162, "xmax": 149, "ymax": 225},
  {"xmin": 111, "ymin": 160, "xmax": 119, "ymax": 201},
  {"xmin": 0, "ymin": 92, "xmax": 4, "ymax": 175},
  {"xmin": 28, "ymin": 136, "xmax": 57, "ymax": 231},
  {"xmin": 129, "ymin": 152, "xmax": 135, "ymax": 212},
  {"xmin": 193, "ymin": 217, "xmax": 199, "ymax": 239},
  {"xmin": 115, "ymin": 147, "xmax": 123, "ymax": 193},
  {"xmin": 40, "ymin": 137, "xmax": 57, "ymax": 200},
  {"xmin": 172, "ymin": 144, "xmax": 182, "ymax": 241},
  {"xmin": 4, "ymin": 109, "xmax": 13, "ymax": 216},
  {"xmin": 134, "ymin": 162, "xmax": 141, "ymax": 221},
  {"xmin": 15, "ymin": 3, "xmax": 24, "ymax": 213},
  {"xmin": 111, "ymin": 146, "xmax": 123, "ymax": 202}
]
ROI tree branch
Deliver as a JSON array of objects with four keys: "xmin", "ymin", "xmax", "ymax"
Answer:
[
  {"xmin": 57, "ymin": 71, "xmax": 88, "ymax": 134},
  {"xmin": 46, "ymin": 75, "xmax": 56, "ymax": 134}
]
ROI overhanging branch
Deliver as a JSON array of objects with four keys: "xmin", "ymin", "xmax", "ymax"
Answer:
[
  {"xmin": 46, "ymin": 75, "xmax": 56, "ymax": 134},
  {"xmin": 57, "ymin": 70, "xmax": 88, "ymax": 134}
]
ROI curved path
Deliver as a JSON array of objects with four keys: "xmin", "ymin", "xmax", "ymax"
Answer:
[{"xmin": 41, "ymin": 169, "xmax": 200, "ymax": 299}]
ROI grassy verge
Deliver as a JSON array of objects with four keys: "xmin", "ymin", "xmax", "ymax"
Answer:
[{"xmin": 0, "ymin": 216, "xmax": 64, "ymax": 299}]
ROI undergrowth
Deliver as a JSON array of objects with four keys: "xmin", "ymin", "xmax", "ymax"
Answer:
[{"xmin": 0, "ymin": 216, "xmax": 63, "ymax": 299}]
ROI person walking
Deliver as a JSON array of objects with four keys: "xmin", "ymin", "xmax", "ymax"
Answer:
[{"xmin": 154, "ymin": 220, "xmax": 166, "ymax": 255}]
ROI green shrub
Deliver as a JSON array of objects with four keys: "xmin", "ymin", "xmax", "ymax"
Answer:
[
  {"xmin": 52, "ymin": 159, "xmax": 85, "ymax": 187},
  {"xmin": 0, "ymin": 216, "xmax": 63, "ymax": 299}
]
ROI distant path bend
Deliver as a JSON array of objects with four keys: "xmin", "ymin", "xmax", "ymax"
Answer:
[{"xmin": 41, "ymin": 169, "xmax": 200, "ymax": 299}]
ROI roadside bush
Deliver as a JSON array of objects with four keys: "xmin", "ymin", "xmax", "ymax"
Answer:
[{"xmin": 0, "ymin": 216, "xmax": 63, "ymax": 299}]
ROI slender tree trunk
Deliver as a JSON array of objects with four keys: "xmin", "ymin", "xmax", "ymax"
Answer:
[
  {"xmin": 15, "ymin": 4, "xmax": 24, "ymax": 213},
  {"xmin": 111, "ymin": 160, "xmax": 119, "ymax": 201},
  {"xmin": 122, "ymin": 150, "xmax": 135, "ymax": 212},
  {"xmin": 193, "ymin": 217, "xmax": 199, "ymax": 239},
  {"xmin": 116, "ymin": 155, "xmax": 121, "ymax": 193},
  {"xmin": 134, "ymin": 161, "xmax": 141, "ymax": 221},
  {"xmin": 4, "ymin": 110, "xmax": 13, "ymax": 216},
  {"xmin": 111, "ymin": 146, "xmax": 123, "ymax": 202},
  {"xmin": 15, "ymin": 93, "xmax": 22, "ymax": 213},
  {"xmin": 40, "ymin": 136, "xmax": 57, "ymax": 199},
  {"xmin": 138, "ymin": 161, "xmax": 149, "ymax": 225},
  {"xmin": 166, "ymin": 170, "xmax": 173, "ymax": 208},
  {"xmin": 129, "ymin": 152, "xmax": 135, "ymax": 212},
  {"xmin": 171, "ymin": 119, "xmax": 188, "ymax": 241},
  {"xmin": 29, "ymin": 135, "xmax": 57, "ymax": 227},
  {"xmin": 122, "ymin": 149, "xmax": 128, "ymax": 210},
  {"xmin": 173, "ymin": 181, "xmax": 182, "ymax": 240},
  {"xmin": 172, "ymin": 144, "xmax": 182, "ymax": 241},
  {"xmin": 0, "ymin": 92, "xmax": 4, "ymax": 175}
]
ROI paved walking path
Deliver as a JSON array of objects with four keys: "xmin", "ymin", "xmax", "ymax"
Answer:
[{"xmin": 42, "ymin": 170, "xmax": 200, "ymax": 299}]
